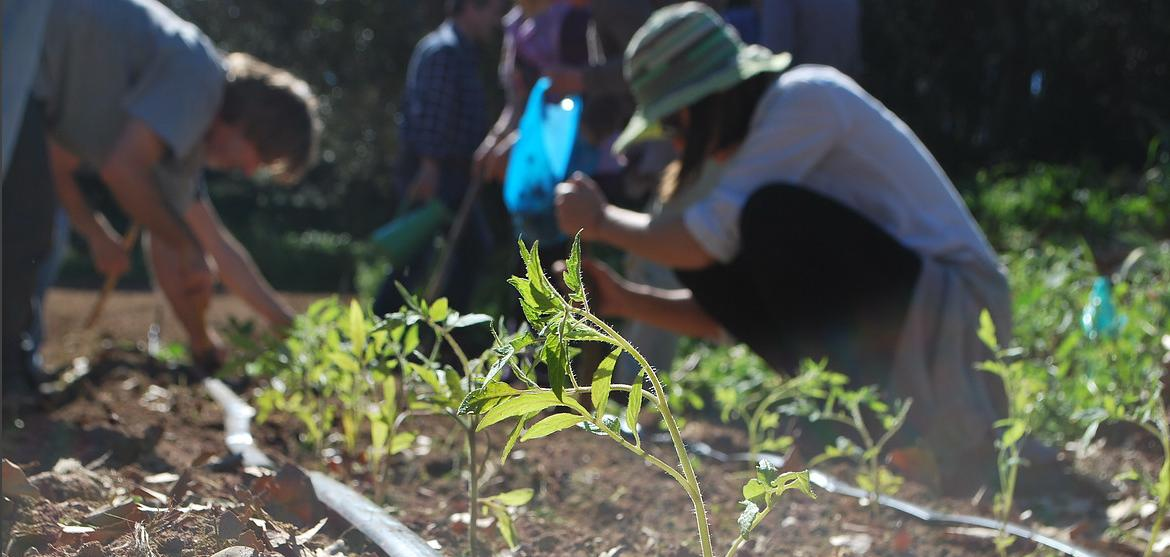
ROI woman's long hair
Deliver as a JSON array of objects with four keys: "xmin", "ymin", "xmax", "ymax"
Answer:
[{"xmin": 660, "ymin": 71, "xmax": 779, "ymax": 201}]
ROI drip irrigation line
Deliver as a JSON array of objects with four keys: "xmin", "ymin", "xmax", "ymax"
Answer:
[
  {"xmin": 203, "ymin": 371, "xmax": 1096, "ymax": 556},
  {"xmin": 652, "ymin": 434, "xmax": 1100, "ymax": 557},
  {"xmin": 204, "ymin": 378, "xmax": 440, "ymax": 557},
  {"xmin": 203, "ymin": 378, "xmax": 273, "ymax": 469}
]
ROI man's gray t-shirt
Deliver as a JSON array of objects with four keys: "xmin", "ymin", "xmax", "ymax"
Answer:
[{"xmin": 32, "ymin": 0, "xmax": 225, "ymax": 212}]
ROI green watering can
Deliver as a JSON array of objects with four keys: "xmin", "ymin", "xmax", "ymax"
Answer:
[{"xmin": 369, "ymin": 199, "xmax": 452, "ymax": 264}]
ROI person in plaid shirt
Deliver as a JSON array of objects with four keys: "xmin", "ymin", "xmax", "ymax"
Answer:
[{"xmin": 373, "ymin": 0, "xmax": 507, "ymax": 316}]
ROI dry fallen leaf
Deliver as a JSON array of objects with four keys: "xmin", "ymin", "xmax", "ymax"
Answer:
[
  {"xmin": 295, "ymin": 517, "xmax": 328, "ymax": 545},
  {"xmin": 2, "ymin": 460, "xmax": 42, "ymax": 500}
]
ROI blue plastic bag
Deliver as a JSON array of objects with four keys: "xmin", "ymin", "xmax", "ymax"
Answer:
[{"xmin": 503, "ymin": 77, "xmax": 596, "ymax": 243}]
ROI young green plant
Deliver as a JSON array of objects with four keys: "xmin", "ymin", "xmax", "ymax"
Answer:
[
  {"xmin": 786, "ymin": 361, "xmax": 910, "ymax": 520},
  {"xmin": 977, "ymin": 309, "xmax": 1046, "ymax": 556},
  {"xmin": 460, "ymin": 237, "xmax": 815, "ymax": 557},
  {"xmin": 377, "ymin": 288, "xmax": 531, "ymax": 554}
]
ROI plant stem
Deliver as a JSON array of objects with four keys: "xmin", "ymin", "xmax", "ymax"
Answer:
[
  {"xmin": 848, "ymin": 402, "xmax": 881, "ymax": 520},
  {"xmin": 573, "ymin": 309, "xmax": 714, "ymax": 557},
  {"xmin": 468, "ymin": 416, "xmax": 480, "ymax": 556},
  {"xmin": 997, "ymin": 443, "xmax": 1020, "ymax": 556},
  {"xmin": 1141, "ymin": 421, "xmax": 1170, "ymax": 557}
]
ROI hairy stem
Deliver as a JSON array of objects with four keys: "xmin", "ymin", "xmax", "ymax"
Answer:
[
  {"xmin": 572, "ymin": 308, "xmax": 714, "ymax": 557},
  {"xmin": 468, "ymin": 417, "xmax": 480, "ymax": 555}
]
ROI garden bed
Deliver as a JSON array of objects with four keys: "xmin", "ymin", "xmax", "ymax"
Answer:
[{"xmin": 3, "ymin": 287, "xmax": 1165, "ymax": 556}]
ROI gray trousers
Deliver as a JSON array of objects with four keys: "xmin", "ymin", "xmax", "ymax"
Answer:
[{"xmin": 3, "ymin": 101, "xmax": 56, "ymax": 392}]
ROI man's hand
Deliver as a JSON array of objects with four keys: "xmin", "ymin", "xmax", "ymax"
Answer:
[
  {"xmin": 183, "ymin": 251, "xmax": 214, "ymax": 310},
  {"xmin": 189, "ymin": 326, "xmax": 227, "ymax": 374},
  {"xmin": 86, "ymin": 225, "xmax": 132, "ymax": 279},
  {"xmin": 546, "ymin": 66, "xmax": 585, "ymax": 98},
  {"xmin": 474, "ymin": 131, "xmax": 515, "ymax": 183},
  {"xmin": 555, "ymin": 173, "xmax": 608, "ymax": 239}
]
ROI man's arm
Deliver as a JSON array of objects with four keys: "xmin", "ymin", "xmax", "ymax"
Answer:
[
  {"xmin": 98, "ymin": 119, "xmax": 202, "ymax": 255},
  {"xmin": 144, "ymin": 231, "xmax": 221, "ymax": 359},
  {"xmin": 100, "ymin": 118, "xmax": 213, "ymax": 330},
  {"xmin": 48, "ymin": 140, "xmax": 131, "ymax": 278},
  {"xmin": 185, "ymin": 197, "xmax": 294, "ymax": 329}
]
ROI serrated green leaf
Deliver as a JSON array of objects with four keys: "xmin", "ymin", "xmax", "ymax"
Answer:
[
  {"xmin": 521, "ymin": 413, "xmax": 586, "ymax": 441},
  {"xmin": 483, "ymin": 345, "xmax": 514, "ymax": 387},
  {"xmin": 756, "ymin": 459, "xmax": 781, "ymax": 485},
  {"xmin": 510, "ymin": 331, "xmax": 537, "ymax": 352},
  {"xmin": 543, "ymin": 336, "xmax": 569, "ymax": 400},
  {"xmin": 489, "ymin": 504, "xmax": 519, "ymax": 549},
  {"xmin": 592, "ymin": 348, "xmax": 621, "ymax": 411},
  {"xmin": 565, "ymin": 232, "xmax": 584, "ymax": 301},
  {"xmin": 477, "ymin": 392, "xmax": 577, "ymax": 431},
  {"xmin": 626, "ymin": 369, "xmax": 646, "ymax": 445},
  {"xmin": 500, "ymin": 413, "xmax": 532, "ymax": 464},
  {"xmin": 458, "ymin": 382, "xmax": 522, "ymax": 415},
  {"xmin": 978, "ymin": 309, "xmax": 999, "ymax": 352},
  {"xmin": 742, "ymin": 478, "xmax": 767, "ymax": 502}
]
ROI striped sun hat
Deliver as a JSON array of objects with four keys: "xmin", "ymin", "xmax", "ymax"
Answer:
[{"xmin": 613, "ymin": 2, "xmax": 792, "ymax": 153}]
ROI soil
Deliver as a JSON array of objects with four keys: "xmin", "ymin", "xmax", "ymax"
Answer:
[{"xmin": 3, "ymin": 288, "xmax": 1162, "ymax": 556}]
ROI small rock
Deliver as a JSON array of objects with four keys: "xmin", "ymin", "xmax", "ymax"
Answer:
[
  {"xmin": 254, "ymin": 464, "xmax": 323, "ymax": 526},
  {"xmin": 161, "ymin": 537, "xmax": 185, "ymax": 555},
  {"xmin": 29, "ymin": 459, "xmax": 108, "ymax": 502},
  {"xmin": 76, "ymin": 541, "xmax": 104, "ymax": 557},
  {"xmin": 210, "ymin": 547, "xmax": 256, "ymax": 557},
  {"xmin": 218, "ymin": 510, "xmax": 246, "ymax": 540}
]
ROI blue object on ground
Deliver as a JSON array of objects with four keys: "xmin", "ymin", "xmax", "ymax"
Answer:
[{"xmin": 1082, "ymin": 276, "xmax": 1123, "ymax": 339}]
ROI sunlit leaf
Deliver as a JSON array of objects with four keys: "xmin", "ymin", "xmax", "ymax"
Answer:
[
  {"xmin": 429, "ymin": 297, "xmax": 449, "ymax": 322},
  {"xmin": 565, "ymin": 232, "xmax": 585, "ymax": 302},
  {"xmin": 626, "ymin": 369, "xmax": 646, "ymax": 445},
  {"xmin": 592, "ymin": 348, "xmax": 621, "ymax": 412},
  {"xmin": 477, "ymin": 392, "xmax": 573, "ymax": 431},
  {"xmin": 485, "ymin": 488, "xmax": 534, "ymax": 507},
  {"xmin": 389, "ymin": 431, "xmax": 415, "ymax": 454},
  {"xmin": 978, "ymin": 309, "xmax": 1000, "ymax": 352},
  {"xmin": 521, "ymin": 413, "xmax": 586, "ymax": 441}
]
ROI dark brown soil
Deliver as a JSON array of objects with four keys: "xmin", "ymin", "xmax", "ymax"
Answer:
[{"xmin": 1, "ymin": 352, "xmax": 378, "ymax": 557}]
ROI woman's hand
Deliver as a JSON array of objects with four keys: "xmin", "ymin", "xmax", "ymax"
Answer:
[
  {"xmin": 554, "ymin": 257, "xmax": 628, "ymax": 318},
  {"xmin": 554, "ymin": 173, "xmax": 608, "ymax": 240}
]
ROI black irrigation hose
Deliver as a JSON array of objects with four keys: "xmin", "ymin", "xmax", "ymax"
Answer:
[
  {"xmin": 204, "ymin": 378, "xmax": 440, "ymax": 557},
  {"xmin": 657, "ymin": 434, "xmax": 1100, "ymax": 557}
]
